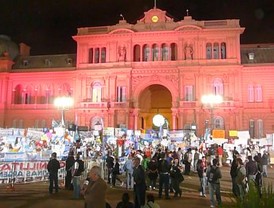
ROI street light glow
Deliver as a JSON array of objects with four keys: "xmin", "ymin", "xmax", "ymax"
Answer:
[
  {"xmin": 54, "ymin": 96, "xmax": 74, "ymax": 126},
  {"xmin": 54, "ymin": 96, "xmax": 74, "ymax": 109},
  {"xmin": 152, "ymin": 114, "xmax": 165, "ymax": 127},
  {"xmin": 201, "ymin": 94, "xmax": 223, "ymax": 105}
]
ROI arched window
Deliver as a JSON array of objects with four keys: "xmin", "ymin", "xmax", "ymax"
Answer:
[
  {"xmin": 255, "ymin": 85, "xmax": 262, "ymax": 102},
  {"xmin": 133, "ymin": 45, "xmax": 141, "ymax": 62},
  {"xmin": 91, "ymin": 82, "xmax": 102, "ymax": 102},
  {"xmin": 101, "ymin": 47, "xmax": 106, "ymax": 63},
  {"xmin": 213, "ymin": 43, "xmax": 219, "ymax": 59},
  {"xmin": 152, "ymin": 44, "xmax": 159, "ymax": 61},
  {"xmin": 89, "ymin": 48, "xmax": 93, "ymax": 63},
  {"xmin": 214, "ymin": 116, "xmax": 224, "ymax": 129},
  {"xmin": 249, "ymin": 119, "xmax": 255, "ymax": 138},
  {"xmin": 161, "ymin": 43, "xmax": 169, "ymax": 61},
  {"xmin": 170, "ymin": 43, "xmax": 177, "ymax": 60},
  {"xmin": 257, "ymin": 119, "xmax": 263, "ymax": 139},
  {"xmin": 221, "ymin": 42, "xmax": 226, "ymax": 59},
  {"xmin": 248, "ymin": 84, "xmax": 254, "ymax": 102},
  {"xmin": 212, "ymin": 78, "xmax": 224, "ymax": 96},
  {"xmin": 13, "ymin": 84, "xmax": 23, "ymax": 104},
  {"xmin": 143, "ymin": 44, "xmax": 150, "ymax": 61},
  {"xmin": 206, "ymin": 43, "xmax": 212, "ymax": 59},
  {"xmin": 95, "ymin": 48, "xmax": 100, "ymax": 63}
]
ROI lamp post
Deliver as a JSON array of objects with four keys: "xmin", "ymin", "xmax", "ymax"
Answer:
[
  {"xmin": 54, "ymin": 96, "xmax": 74, "ymax": 127},
  {"xmin": 94, "ymin": 120, "xmax": 105, "ymax": 179},
  {"xmin": 201, "ymin": 94, "xmax": 223, "ymax": 131}
]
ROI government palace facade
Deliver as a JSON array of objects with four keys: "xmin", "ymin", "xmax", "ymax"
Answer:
[{"xmin": 0, "ymin": 8, "xmax": 274, "ymax": 139}]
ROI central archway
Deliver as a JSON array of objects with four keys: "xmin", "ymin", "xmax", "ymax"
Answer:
[{"xmin": 138, "ymin": 84, "xmax": 172, "ymax": 130}]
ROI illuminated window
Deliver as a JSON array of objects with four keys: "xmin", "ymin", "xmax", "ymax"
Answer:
[
  {"xmin": 91, "ymin": 82, "xmax": 102, "ymax": 102},
  {"xmin": 255, "ymin": 85, "xmax": 262, "ymax": 102},
  {"xmin": 152, "ymin": 44, "xmax": 159, "ymax": 61},
  {"xmin": 143, "ymin": 44, "xmax": 150, "ymax": 61},
  {"xmin": 116, "ymin": 86, "xmax": 126, "ymax": 102},
  {"xmin": 212, "ymin": 78, "xmax": 224, "ymax": 96},
  {"xmin": 184, "ymin": 85, "xmax": 194, "ymax": 101},
  {"xmin": 161, "ymin": 44, "xmax": 169, "ymax": 61},
  {"xmin": 206, "ymin": 43, "xmax": 212, "ymax": 59},
  {"xmin": 213, "ymin": 43, "xmax": 219, "ymax": 59},
  {"xmin": 221, "ymin": 42, "xmax": 226, "ymax": 59}
]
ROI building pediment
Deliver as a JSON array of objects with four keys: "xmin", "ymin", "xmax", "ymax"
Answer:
[{"xmin": 138, "ymin": 8, "xmax": 173, "ymax": 24}]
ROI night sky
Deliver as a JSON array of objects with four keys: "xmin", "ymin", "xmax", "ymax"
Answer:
[{"xmin": 0, "ymin": 0, "xmax": 273, "ymax": 55}]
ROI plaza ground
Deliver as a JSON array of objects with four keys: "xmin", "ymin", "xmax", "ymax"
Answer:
[{"xmin": 1, "ymin": 166, "xmax": 274, "ymax": 208}]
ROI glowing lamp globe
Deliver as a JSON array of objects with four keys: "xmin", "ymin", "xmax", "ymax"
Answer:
[{"xmin": 153, "ymin": 114, "xmax": 165, "ymax": 127}]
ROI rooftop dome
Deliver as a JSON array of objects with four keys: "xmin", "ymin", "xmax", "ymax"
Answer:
[{"xmin": 0, "ymin": 35, "xmax": 19, "ymax": 60}]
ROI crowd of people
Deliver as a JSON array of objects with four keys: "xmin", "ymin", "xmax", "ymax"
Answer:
[{"xmin": 46, "ymin": 141, "xmax": 271, "ymax": 208}]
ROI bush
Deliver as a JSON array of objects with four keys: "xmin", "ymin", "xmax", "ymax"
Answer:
[{"xmin": 225, "ymin": 183, "xmax": 274, "ymax": 208}]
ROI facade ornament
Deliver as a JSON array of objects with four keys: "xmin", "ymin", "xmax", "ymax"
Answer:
[
  {"xmin": 118, "ymin": 45, "xmax": 126, "ymax": 62},
  {"xmin": 184, "ymin": 44, "xmax": 193, "ymax": 60}
]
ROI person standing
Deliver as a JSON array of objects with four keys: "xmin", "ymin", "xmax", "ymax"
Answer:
[
  {"xmin": 158, "ymin": 153, "xmax": 171, "ymax": 199},
  {"xmin": 65, "ymin": 151, "xmax": 75, "ymax": 190},
  {"xmin": 235, "ymin": 158, "xmax": 247, "ymax": 201},
  {"xmin": 261, "ymin": 151, "xmax": 270, "ymax": 177},
  {"xmin": 112, "ymin": 157, "xmax": 124, "ymax": 187},
  {"xmin": 193, "ymin": 148, "xmax": 200, "ymax": 172},
  {"xmin": 206, "ymin": 158, "xmax": 222, "ymax": 208},
  {"xmin": 147, "ymin": 156, "xmax": 158, "ymax": 190},
  {"xmin": 170, "ymin": 158, "xmax": 183, "ymax": 198},
  {"xmin": 245, "ymin": 156, "xmax": 258, "ymax": 183},
  {"xmin": 47, "ymin": 152, "xmax": 60, "ymax": 194},
  {"xmin": 106, "ymin": 152, "xmax": 114, "ymax": 184},
  {"xmin": 72, "ymin": 153, "xmax": 84, "ymax": 199},
  {"xmin": 133, "ymin": 157, "xmax": 146, "ymax": 208},
  {"xmin": 123, "ymin": 155, "xmax": 134, "ymax": 189},
  {"xmin": 183, "ymin": 148, "xmax": 192, "ymax": 175},
  {"xmin": 84, "ymin": 166, "xmax": 107, "ymax": 208},
  {"xmin": 197, "ymin": 156, "xmax": 207, "ymax": 197},
  {"xmin": 230, "ymin": 155, "xmax": 240, "ymax": 197},
  {"xmin": 217, "ymin": 145, "xmax": 223, "ymax": 167}
]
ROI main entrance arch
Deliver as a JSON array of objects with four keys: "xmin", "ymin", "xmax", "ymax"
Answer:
[{"xmin": 138, "ymin": 84, "xmax": 172, "ymax": 130}]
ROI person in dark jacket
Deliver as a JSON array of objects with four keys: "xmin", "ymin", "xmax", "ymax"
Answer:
[
  {"xmin": 65, "ymin": 151, "xmax": 75, "ymax": 190},
  {"xmin": 230, "ymin": 155, "xmax": 240, "ymax": 197},
  {"xmin": 170, "ymin": 158, "xmax": 183, "ymax": 198},
  {"xmin": 106, "ymin": 152, "xmax": 114, "ymax": 184},
  {"xmin": 197, "ymin": 156, "xmax": 207, "ymax": 197},
  {"xmin": 157, "ymin": 153, "xmax": 171, "ymax": 199},
  {"xmin": 112, "ymin": 157, "xmax": 123, "ymax": 187},
  {"xmin": 47, "ymin": 152, "xmax": 60, "ymax": 194},
  {"xmin": 133, "ymin": 157, "xmax": 146, "ymax": 208}
]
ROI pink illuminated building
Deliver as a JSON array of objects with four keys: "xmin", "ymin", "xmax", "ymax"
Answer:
[{"xmin": 0, "ymin": 8, "xmax": 274, "ymax": 139}]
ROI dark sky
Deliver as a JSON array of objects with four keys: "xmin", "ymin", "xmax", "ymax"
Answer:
[{"xmin": 1, "ymin": 0, "xmax": 274, "ymax": 55}]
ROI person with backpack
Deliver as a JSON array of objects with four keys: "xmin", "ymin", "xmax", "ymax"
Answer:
[
  {"xmin": 206, "ymin": 158, "xmax": 222, "ymax": 208},
  {"xmin": 72, "ymin": 153, "xmax": 85, "ymax": 199}
]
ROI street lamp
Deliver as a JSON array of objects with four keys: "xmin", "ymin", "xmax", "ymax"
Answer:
[
  {"xmin": 153, "ymin": 114, "xmax": 165, "ymax": 138},
  {"xmin": 54, "ymin": 96, "xmax": 74, "ymax": 127},
  {"xmin": 201, "ymin": 94, "xmax": 223, "ymax": 130}
]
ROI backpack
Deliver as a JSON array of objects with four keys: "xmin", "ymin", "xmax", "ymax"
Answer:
[{"xmin": 208, "ymin": 166, "xmax": 218, "ymax": 183}]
